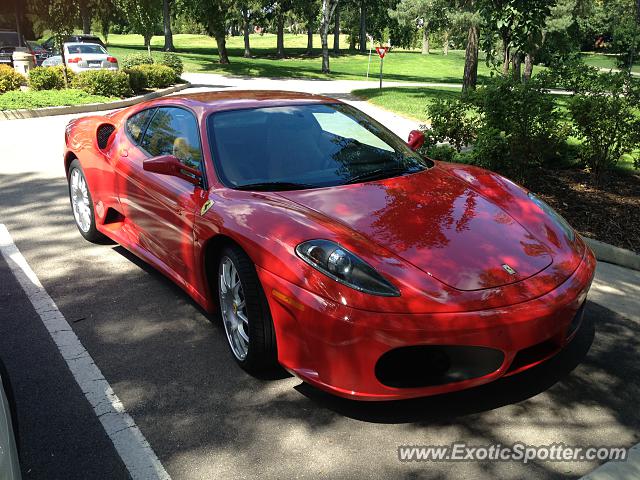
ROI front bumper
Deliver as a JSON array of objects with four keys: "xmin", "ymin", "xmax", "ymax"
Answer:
[{"xmin": 257, "ymin": 248, "xmax": 596, "ymax": 401}]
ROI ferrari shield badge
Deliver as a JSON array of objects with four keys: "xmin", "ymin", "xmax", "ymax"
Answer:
[
  {"xmin": 502, "ymin": 263, "xmax": 517, "ymax": 275},
  {"xmin": 201, "ymin": 199, "xmax": 213, "ymax": 216}
]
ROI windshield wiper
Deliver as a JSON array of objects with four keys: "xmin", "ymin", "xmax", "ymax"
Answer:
[
  {"xmin": 345, "ymin": 165, "xmax": 417, "ymax": 185},
  {"xmin": 234, "ymin": 181, "xmax": 315, "ymax": 191}
]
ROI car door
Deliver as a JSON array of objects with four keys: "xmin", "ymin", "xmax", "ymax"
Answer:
[{"xmin": 115, "ymin": 106, "xmax": 209, "ymax": 285}]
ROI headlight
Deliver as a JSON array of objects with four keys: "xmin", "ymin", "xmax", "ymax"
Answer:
[
  {"xmin": 296, "ymin": 239, "xmax": 400, "ymax": 297},
  {"xmin": 527, "ymin": 192, "xmax": 575, "ymax": 241}
]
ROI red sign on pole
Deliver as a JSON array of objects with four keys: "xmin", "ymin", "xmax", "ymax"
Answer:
[{"xmin": 375, "ymin": 46, "xmax": 388, "ymax": 59}]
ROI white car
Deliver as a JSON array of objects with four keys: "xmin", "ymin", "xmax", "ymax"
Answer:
[{"xmin": 62, "ymin": 42, "xmax": 118, "ymax": 72}]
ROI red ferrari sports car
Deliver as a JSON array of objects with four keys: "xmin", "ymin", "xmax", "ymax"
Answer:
[{"xmin": 64, "ymin": 90, "xmax": 595, "ymax": 401}]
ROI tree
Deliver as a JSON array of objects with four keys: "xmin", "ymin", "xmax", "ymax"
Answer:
[
  {"xmin": 389, "ymin": 0, "xmax": 448, "ymax": 55},
  {"xmin": 462, "ymin": 10, "xmax": 480, "ymax": 91},
  {"xmin": 359, "ymin": 0, "xmax": 367, "ymax": 52},
  {"xmin": 29, "ymin": 0, "xmax": 78, "ymax": 86},
  {"xmin": 321, "ymin": 0, "xmax": 339, "ymax": 72},
  {"xmin": 237, "ymin": 1, "xmax": 261, "ymax": 58},
  {"xmin": 478, "ymin": 0, "xmax": 554, "ymax": 77},
  {"xmin": 441, "ymin": 0, "xmax": 481, "ymax": 91},
  {"xmin": 163, "ymin": 0, "xmax": 174, "ymax": 51},
  {"xmin": 94, "ymin": 0, "xmax": 116, "ymax": 44},
  {"xmin": 117, "ymin": 0, "xmax": 162, "ymax": 55},
  {"xmin": 333, "ymin": 0, "xmax": 340, "ymax": 53},
  {"xmin": 294, "ymin": 0, "xmax": 321, "ymax": 55},
  {"xmin": 267, "ymin": 1, "xmax": 294, "ymax": 58},
  {"xmin": 79, "ymin": 0, "xmax": 93, "ymax": 34},
  {"xmin": 181, "ymin": 0, "xmax": 233, "ymax": 63}
]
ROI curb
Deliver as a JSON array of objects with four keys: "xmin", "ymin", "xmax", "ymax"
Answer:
[
  {"xmin": 0, "ymin": 83, "xmax": 191, "ymax": 121},
  {"xmin": 582, "ymin": 236, "xmax": 640, "ymax": 272}
]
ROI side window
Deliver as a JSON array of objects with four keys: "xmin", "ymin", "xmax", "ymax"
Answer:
[
  {"xmin": 140, "ymin": 107, "xmax": 203, "ymax": 170},
  {"xmin": 126, "ymin": 108, "xmax": 155, "ymax": 145}
]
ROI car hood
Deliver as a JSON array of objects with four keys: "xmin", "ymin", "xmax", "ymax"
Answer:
[{"xmin": 278, "ymin": 166, "xmax": 553, "ymax": 291}]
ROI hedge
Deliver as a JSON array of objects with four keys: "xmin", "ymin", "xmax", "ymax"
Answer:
[{"xmin": 0, "ymin": 65, "xmax": 25, "ymax": 94}]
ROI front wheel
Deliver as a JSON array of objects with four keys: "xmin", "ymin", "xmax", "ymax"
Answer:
[
  {"xmin": 217, "ymin": 245, "xmax": 277, "ymax": 373},
  {"xmin": 68, "ymin": 159, "xmax": 105, "ymax": 243}
]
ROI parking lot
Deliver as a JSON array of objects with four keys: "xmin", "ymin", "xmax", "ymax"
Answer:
[{"xmin": 1, "ymin": 93, "xmax": 640, "ymax": 480}]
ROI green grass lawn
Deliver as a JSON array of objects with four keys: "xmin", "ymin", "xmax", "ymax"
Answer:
[
  {"xmin": 0, "ymin": 89, "xmax": 116, "ymax": 110},
  {"xmin": 352, "ymin": 86, "xmax": 461, "ymax": 122},
  {"xmin": 581, "ymin": 52, "xmax": 640, "ymax": 73},
  {"xmin": 104, "ymin": 33, "xmax": 496, "ymax": 83}
]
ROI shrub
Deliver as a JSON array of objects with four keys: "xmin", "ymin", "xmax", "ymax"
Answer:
[
  {"xmin": 28, "ymin": 65, "xmax": 75, "ymax": 91},
  {"xmin": 423, "ymin": 97, "xmax": 480, "ymax": 152},
  {"xmin": 72, "ymin": 70, "xmax": 132, "ymax": 97},
  {"xmin": 120, "ymin": 53, "xmax": 154, "ymax": 70},
  {"xmin": 470, "ymin": 76, "xmax": 569, "ymax": 178},
  {"xmin": 568, "ymin": 72, "xmax": 640, "ymax": 175},
  {"xmin": 130, "ymin": 64, "xmax": 177, "ymax": 88},
  {"xmin": 158, "ymin": 52, "xmax": 183, "ymax": 77},
  {"xmin": 0, "ymin": 65, "xmax": 25, "ymax": 94},
  {"xmin": 125, "ymin": 67, "xmax": 148, "ymax": 93},
  {"xmin": 539, "ymin": 54, "xmax": 600, "ymax": 93}
]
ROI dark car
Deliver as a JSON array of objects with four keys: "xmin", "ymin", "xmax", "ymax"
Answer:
[
  {"xmin": 0, "ymin": 30, "xmax": 31, "ymax": 67},
  {"xmin": 27, "ymin": 41, "xmax": 51, "ymax": 66},
  {"xmin": 42, "ymin": 34, "xmax": 106, "ymax": 52}
]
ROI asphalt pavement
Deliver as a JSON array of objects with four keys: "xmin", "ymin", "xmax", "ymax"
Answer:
[{"xmin": 0, "ymin": 85, "xmax": 639, "ymax": 480}]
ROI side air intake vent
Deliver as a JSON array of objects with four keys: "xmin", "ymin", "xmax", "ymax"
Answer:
[{"xmin": 97, "ymin": 124, "xmax": 116, "ymax": 150}]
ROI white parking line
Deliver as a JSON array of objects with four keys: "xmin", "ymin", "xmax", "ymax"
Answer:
[{"xmin": 0, "ymin": 224, "xmax": 171, "ymax": 480}]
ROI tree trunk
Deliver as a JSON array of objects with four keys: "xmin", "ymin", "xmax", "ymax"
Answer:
[
  {"xmin": 14, "ymin": 0, "xmax": 23, "ymax": 46},
  {"xmin": 321, "ymin": 0, "xmax": 337, "ymax": 73},
  {"xmin": 462, "ymin": 23, "xmax": 479, "ymax": 92},
  {"xmin": 144, "ymin": 33, "xmax": 152, "ymax": 57},
  {"xmin": 627, "ymin": 0, "xmax": 640, "ymax": 69},
  {"xmin": 306, "ymin": 21, "xmax": 313, "ymax": 54},
  {"xmin": 443, "ymin": 30, "xmax": 449, "ymax": 55},
  {"xmin": 349, "ymin": 34, "xmax": 356, "ymax": 50},
  {"xmin": 215, "ymin": 33, "xmax": 230, "ymax": 64},
  {"xmin": 276, "ymin": 12, "xmax": 285, "ymax": 58},
  {"xmin": 243, "ymin": 8, "xmax": 251, "ymax": 58},
  {"xmin": 523, "ymin": 53, "xmax": 534, "ymax": 82},
  {"xmin": 59, "ymin": 37, "xmax": 69, "ymax": 87},
  {"xmin": 359, "ymin": 1, "xmax": 366, "ymax": 53},
  {"xmin": 512, "ymin": 52, "xmax": 522, "ymax": 80},
  {"xmin": 163, "ymin": 0, "xmax": 174, "ymax": 51},
  {"xmin": 421, "ymin": 26, "xmax": 430, "ymax": 54},
  {"xmin": 79, "ymin": 0, "xmax": 92, "ymax": 34},
  {"xmin": 502, "ymin": 38, "xmax": 510, "ymax": 76},
  {"xmin": 333, "ymin": 3, "xmax": 340, "ymax": 53}
]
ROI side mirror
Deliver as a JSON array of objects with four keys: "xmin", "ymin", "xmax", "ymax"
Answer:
[
  {"xmin": 407, "ymin": 130, "xmax": 425, "ymax": 151},
  {"xmin": 143, "ymin": 155, "xmax": 202, "ymax": 186}
]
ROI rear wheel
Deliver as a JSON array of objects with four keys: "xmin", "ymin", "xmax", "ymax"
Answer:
[
  {"xmin": 68, "ymin": 159, "xmax": 105, "ymax": 243},
  {"xmin": 217, "ymin": 245, "xmax": 277, "ymax": 373}
]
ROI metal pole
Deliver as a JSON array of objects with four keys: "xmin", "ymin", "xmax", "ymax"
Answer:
[
  {"xmin": 379, "ymin": 56, "xmax": 383, "ymax": 89},
  {"xmin": 366, "ymin": 35, "xmax": 372, "ymax": 79}
]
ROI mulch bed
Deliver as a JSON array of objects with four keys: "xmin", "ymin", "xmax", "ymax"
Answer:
[{"xmin": 523, "ymin": 169, "xmax": 640, "ymax": 254}]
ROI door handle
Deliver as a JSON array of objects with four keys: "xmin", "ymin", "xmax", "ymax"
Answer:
[{"xmin": 120, "ymin": 148, "xmax": 128, "ymax": 157}]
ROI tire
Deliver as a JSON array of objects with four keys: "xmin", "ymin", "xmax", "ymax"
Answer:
[
  {"xmin": 67, "ymin": 159, "xmax": 105, "ymax": 243},
  {"xmin": 217, "ymin": 245, "xmax": 277, "ymax": 373}
]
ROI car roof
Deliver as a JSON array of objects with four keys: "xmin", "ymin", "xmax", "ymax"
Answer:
[{"xmin": 147, "ymin": 90, "xmax": 339, "ymax": 115}]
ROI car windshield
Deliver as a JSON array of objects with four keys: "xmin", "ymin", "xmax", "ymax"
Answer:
[
  {"xmin": 65, "ymin": 44, "xmax": 106, "ymax": 54},
  {"xmin": 0, "ymin": 32, "xmax": 20, "ymax": 47},
  {"xmin": 207, "ymin": 103, "xmax": 432, "ymax": 190}
]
